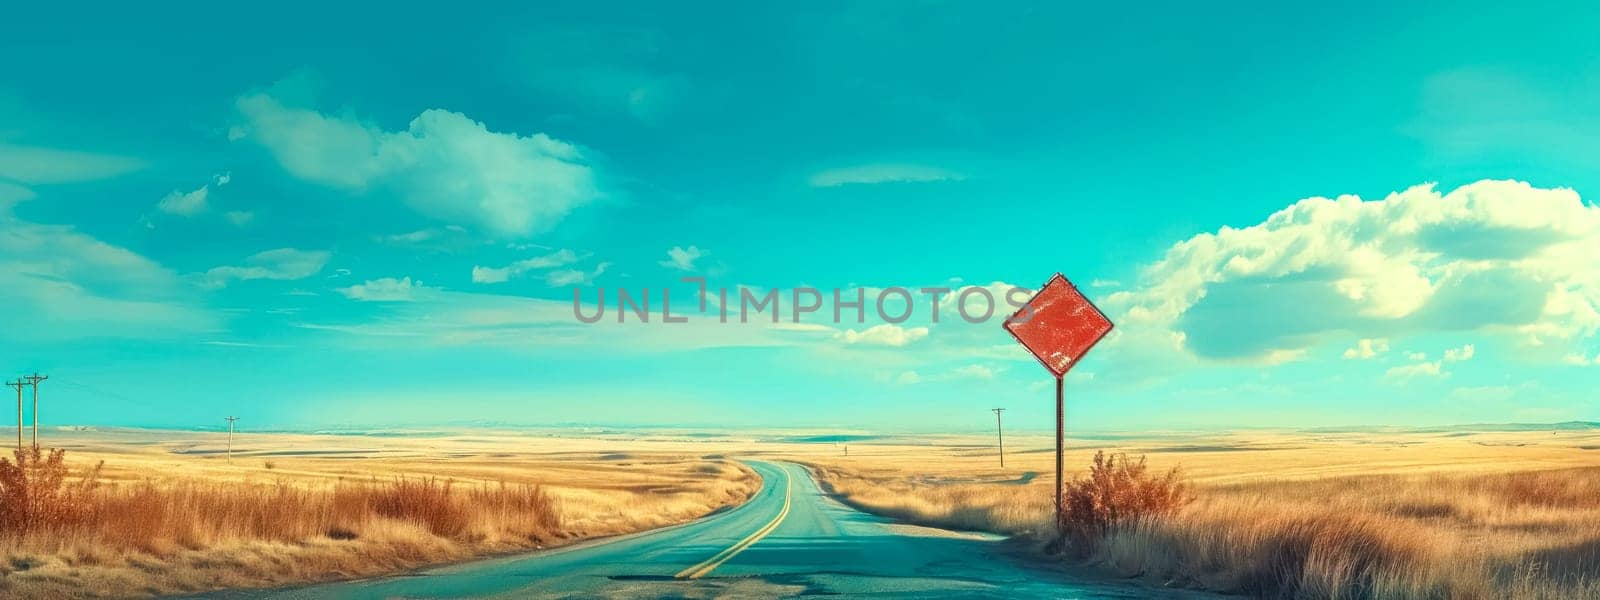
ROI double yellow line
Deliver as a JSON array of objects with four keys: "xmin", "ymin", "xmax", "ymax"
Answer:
[{"xmin": 674, "ymin": 466, "xmax": 793, "ymax": 580}]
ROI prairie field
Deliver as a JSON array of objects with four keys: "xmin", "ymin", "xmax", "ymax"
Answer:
[
  {"xmin": 0, "ymin": 427, "xmax": 759, "ymax": 599},
  {"xmin": 4, "ymin": 424, "xmax": 1596, "ymax": 599},
  {"xmin": 797, "ymin": 425, "xmax": 1600, "ymax": 599}
]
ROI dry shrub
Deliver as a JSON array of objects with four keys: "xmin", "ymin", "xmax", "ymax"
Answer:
[
  {"xmin": 0, "ymin": 447, "xmax": 102, "ymax": 535},
  {"xmin": 368, "ymin": 477, "xmax": 466, "ymax": 537},
  {"xmin": 1060, "ymin": 451, "xmax": 1190, "ymax": 552}
]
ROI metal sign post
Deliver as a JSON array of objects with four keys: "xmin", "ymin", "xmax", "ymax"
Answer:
[{"xmin": 1003, "ymin": 273, "xmax": 1114, "ymax": 540}]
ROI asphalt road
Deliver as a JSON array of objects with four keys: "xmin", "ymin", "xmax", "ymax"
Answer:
[{"xmin": 218, "ymin": 461, "xmax": 1195, "ymax": 599}]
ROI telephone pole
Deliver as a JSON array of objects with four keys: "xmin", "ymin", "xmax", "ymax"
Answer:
[
  {"xmin": 991, "ymin": 408, "xmax": 1006, "ymax": 467},
  {"xmin": 24, "ymin": 374, "xmax": 46, "ymax": 450},
  {"xmin": 225, "ymin": 416, "xmax": 239, "ymax": 461},
  {"xmin": 5, "ymin": 380, "xmax": 25, "ymax": 451}
]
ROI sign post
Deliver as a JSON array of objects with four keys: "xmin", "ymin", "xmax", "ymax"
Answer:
[{"xmin": 1003, "ymin": 273, "xmax": 1113, "ymax": 540}]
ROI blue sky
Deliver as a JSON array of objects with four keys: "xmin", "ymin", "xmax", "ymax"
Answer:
[{"xmin": 1, "ymin": 2, "xmax": 1597, "ymax": 432}]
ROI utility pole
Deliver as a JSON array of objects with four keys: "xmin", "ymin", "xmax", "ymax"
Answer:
[
  {"xmin": 5, "ymin": 380, "xmax": 25, "ymax": 451},
  {"xmin": 24, "ymin": 373, "xmax": 46, "ymax": 450},
  {"xmin": 991, "ymin": 408, "xmax": 1006, "ymax": 467},
  {"xmin": 225, "ymin": 416, "xmax": 239, "ymax": 461}
]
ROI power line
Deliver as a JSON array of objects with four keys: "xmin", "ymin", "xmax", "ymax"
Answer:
[{"xmin": 52, "ymin": 377, "xmax": 160, "ymax": 410}]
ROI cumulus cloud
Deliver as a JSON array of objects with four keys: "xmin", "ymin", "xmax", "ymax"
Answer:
[
  {"xmin": 1105, "ymin": 180, "xmax": 1600, "ymax": 365},
  {"xmin": 157, "ymin": 184, "xmax": 209, "ymax": 216},
  {"xmin": 835, "ymin": 324, "xmax": 930, "ymax": 347},
  {"xmin": 156, "ymin": 173, "xmax": 235, "ymax": 218},
  {"xmin": 809, "ymin": 164, "xmax": 964, "ymax": 187},
  {"xmin": 233, "ymin": 90, "xmax": 601, "ymax": 237},
  {"xmin": 1342, "ymin": 338, "xmax": 1389, "ymax": 360},
  {"xmin": 472, "ymin": 249, "xmax": 581, "ymax": 284},
  {"xmin": 1389, "ymin": 343, "xmax": 1475, "ymax": 381},
  {"xmin": 200, "ymin": 248, "xmax": 330, "ymax": 288},
  {"xmin": 338, "ymin": 277, "xmax": 426, "ymax": 302},
  {"xmin": 658, "ymin": 245, "xmax": 706, "ymax": 271}
]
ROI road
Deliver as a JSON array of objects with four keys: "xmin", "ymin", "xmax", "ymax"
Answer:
[{"xmin": 216, "ymin": 461, "xmax": 1196, "ymax": 599}]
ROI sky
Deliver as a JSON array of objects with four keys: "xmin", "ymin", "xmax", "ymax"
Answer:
[{"xmin": 1, "ymin": 2, "xmax": 1597, "ymax": 432}]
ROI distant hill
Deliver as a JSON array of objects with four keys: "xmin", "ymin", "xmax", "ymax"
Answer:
[{"xmin": 1303, "ymin": 421, "xmax": 1600, "ymax": 434}]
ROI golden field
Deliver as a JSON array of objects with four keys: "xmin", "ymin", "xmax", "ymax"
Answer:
[
  {"xmin": 2, "ymin": 424, "xmax": 1596, "ymax": 599},
  {"xmin": 0, "ymin": 427, "xmax": 759, "ymax": 599},
  {"xmin": 798, "ymin": 426, "xmax": 1600, "ymax": 599}
]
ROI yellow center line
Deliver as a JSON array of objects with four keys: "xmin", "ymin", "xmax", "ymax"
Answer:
[{"xmin": 674, "ymin": 466, "xmax": 793, "ymax": 580}]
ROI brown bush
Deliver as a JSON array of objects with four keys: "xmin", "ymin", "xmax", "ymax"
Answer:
[
  {"xmin": 1060, "ymin": 451, "xmax": 1190, "ymax": 552},
  {"xmin": 0, "ymin": 447, "xmax": 102, "ymax": 535}
]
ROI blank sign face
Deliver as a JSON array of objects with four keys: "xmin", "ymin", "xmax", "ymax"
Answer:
[{"xmin": 1003, "ymin": 274, "xmax": 1114, "ymax": 378}]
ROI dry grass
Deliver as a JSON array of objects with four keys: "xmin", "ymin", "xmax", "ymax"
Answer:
[
  {"xmin": 1096, "ymin": 468, "xmax": 1600, "ymax": 599},
  {"xmin": 0, "ymin": 430, "xmax": 759, "ymax": 599},
  {"xmin": 802, "ymin": 428, "xmax": 1600, "ymax": 599},
  {"xmin": 1059, "ymin": 451, "xmax": 1190, "ymax": 551},
  {"xmin": 809, "ymin": 463, "xmax": 1051, "ymax": 535}
]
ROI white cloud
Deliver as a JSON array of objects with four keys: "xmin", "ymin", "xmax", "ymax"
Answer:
[
  {"xmin": 0, "ymin": 143, "xmax": 143, "ymax": 185},
  {"xmin": 881, "ymin": 364, "xmax": 995, "ymax": 385},
  {"xmin": 809, "ymin": 164, "xmax": 964, "ymax": 187},
  {"xmin": 1386, "ymin": 360, "xmax": 1445, "ymax": 380},
  {"xmin": 156, "ymin": 173, "xmax": 233, "ymax": 218},
  {"xmin": 157, "ymin": 184, "xmax": 209, "ymax": 216},
  {"xmin": 385, "ymin": 229, "xmax": 439, "ymax": 244},
  {"xmin": 233, "ymin": 89, "xmax": 601, "ymax": 237},
  {"xmin": 296, "ymin": 286, "xmax": 836, "ymax": 352},
  {"xmin": 338, "ymin": 277, "xmax": 425, "ymax": 302},
  {"xmin": 1385, "ymin": 344, "xmax": 1474, "ymax": 381},
  {"xmin": 0, "ymin": 208, "xmax": 216, "ymax": 340},
  {"xmin": 1563, "ymin": 352, "xmax": 1600, "ymax": 366},
  {"xmin": 223, "ymin": 211, "xmax": 255, "ymax": 226},
  {"xmin": 1105, "ymin": 180, "xmax": 1600, "ymax": 365},
  {"xmin": 0, "ymin": 182, "xmax": 35, "ymax": 210},
  {"xmin": 200, "ymin": 248, "xmax": 330, "ymax": 288},
  {"xmin": 951, "ymin": 364, "xmax": 996, "ymax": 380},
  {"xmin": 472, "ymin": 249, "xmax": 581, "ymax": 284},
  {"xmin": 1444, "ymin": 344, "xmax": 1476, "ymax": 362},
  {"xmin": 658, "ymin": 245, "xmax": 706, "ymax": 271},
  {"xmin": 546, "ymin": 262, "xmax": 609, "ymax": 287},
  {"xmin": 835, "ymin": 324, "xmax": 930, "ymax": 347},
  {"xmin": 1342, "ymin": 338, "xmax": 1389, "ymax": 360}
]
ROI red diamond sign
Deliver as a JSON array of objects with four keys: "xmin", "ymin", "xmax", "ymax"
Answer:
[{"xmin": 1003, "ymin": 273, "xmax": 1113, "ymax": 378}]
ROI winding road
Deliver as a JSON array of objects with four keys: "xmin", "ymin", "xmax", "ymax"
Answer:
[{"xmin": 219, "ymin": 461, "xmax": 1194, "ymax": 599}]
